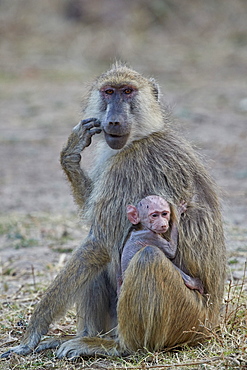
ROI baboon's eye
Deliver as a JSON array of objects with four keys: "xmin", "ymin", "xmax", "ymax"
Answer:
[
  {"xmin": 105, "ymin": 89, "xmax": 114, "ymax": 95},
  {"xmin": 123, "ymin": 88, "xmax": 133, "ymax": 94}
]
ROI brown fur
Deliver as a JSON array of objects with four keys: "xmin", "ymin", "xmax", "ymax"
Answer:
[
  {"xmin": 118, "ymin": 246, "xmax": 206, "ymax": 351},
  {"xmin": 1, "ymin": 63, "xmax": 225, "ymax": 359}
]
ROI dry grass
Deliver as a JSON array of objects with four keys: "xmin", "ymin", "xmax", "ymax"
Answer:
[
  {"xmin": 0, "ymin": 276, "xmax": 246, "ymax": 369},
  {"xmin": 0, "ymin": 214, "xmax": 246, "ymax": 369}
]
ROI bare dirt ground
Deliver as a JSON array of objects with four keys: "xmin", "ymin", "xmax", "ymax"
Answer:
[{"xmin": 0, "ymin": 0, "xmax": 247, "ymax": 360}]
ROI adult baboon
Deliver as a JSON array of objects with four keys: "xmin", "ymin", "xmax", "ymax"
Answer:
[{"xmin": 2, "ymin": 63, "xmax": 225, "ymax": 359}]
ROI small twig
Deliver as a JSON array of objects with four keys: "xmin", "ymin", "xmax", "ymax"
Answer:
[
  {"xmin": 0, "ymin": 339, "xmax": 18, "ymax": 348},
  {"xmin": 11, "ymin": 284, "xmax": 24, "ymax": 299},
  {"xmin": 31, "ymin": 264, "xmax": 36, "ymax": 288},
  {"xmin": 230, "ymin": 260, "xmax": 246, "ymax": 332},
  {"xmin": 224, "ymin": 356, "xmax": 241, "ymax": 366},
  {"xmin": 113, "ymin": 356, "xmax": 223, "ymax": 369},
  {"xmin": 224, "ymin": 278, "xmax": 232, "ymax": 325}
]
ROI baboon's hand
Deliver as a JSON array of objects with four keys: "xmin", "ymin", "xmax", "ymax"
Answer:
[
  {"xmin": 177, "ymin": 201, "xmax": 187, "ymax": 216},
  {"xmin": 1, "ymin": 344, "xmax": 33, "ymax": 358},
  {"xmin": 181, "ymin": 272, "xmax": 204, "ymax": 295},
  {"xmin": 61, "ymin": 118, "xmax": 101, "ymax": 167},
  {"xmin": 72, "ymin": 118, "xmax": 102, "ymax": 151}
]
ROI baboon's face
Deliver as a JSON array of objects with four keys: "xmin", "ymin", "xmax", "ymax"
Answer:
[
  {"xmin": 138, "ymin": 196, "xmax": 171, "ymax": 233},
  {"xmin": 99, "ymin": 84, "xmax": 137, "ymax": 149}
]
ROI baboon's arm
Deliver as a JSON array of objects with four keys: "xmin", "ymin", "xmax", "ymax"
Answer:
[
  {"xmin": 177, "ymin": 268, "xmax": 204, "ymax": 294},
  {"xmin": 60, "ymin": 119, "xmax": 101, "ymax": 209}
]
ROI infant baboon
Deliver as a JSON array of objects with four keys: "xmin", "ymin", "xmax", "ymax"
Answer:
[
  {"xmin": 2, "ymin": 63, "xmax": 225, "ymax": 359},
  {"xmin": 119, "ymin": 195, "xmax": 204, "ymax": 294}
]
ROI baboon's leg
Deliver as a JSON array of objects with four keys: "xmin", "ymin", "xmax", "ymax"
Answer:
[
  {"xmin": 76, "ymin": 270, "xmax": 117, "ymax": 337},
  {"xmin": 2, "ymin": 237, "xmax": 110, "ymax": 357},
  {"xmin": 118, "ymin": 246, "xmax": 207, "ymax": 352},
  {"xmin": 36, "ymin": 270, "xmax": 117, "ymax": 353}
]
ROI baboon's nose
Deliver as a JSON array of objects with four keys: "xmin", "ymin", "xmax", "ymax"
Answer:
[{"xmin": 109, "ymin": 121, "xmax": 120, "ymax": 126}]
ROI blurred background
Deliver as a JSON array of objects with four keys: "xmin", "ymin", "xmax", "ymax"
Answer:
[{"xmin": 0, "ymin": 0, "xmax": 247, "ymax": 286}]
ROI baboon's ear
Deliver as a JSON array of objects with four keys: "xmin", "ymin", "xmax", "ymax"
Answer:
[
  {"xmin": 126, "ymin": 205, "xmax": 140, "ymax": 225},
  {"xmin": 149, "ymin": 78, "xmax": 160, "ymax": 101}
]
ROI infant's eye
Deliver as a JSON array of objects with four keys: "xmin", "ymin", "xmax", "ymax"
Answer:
[
  {"xmin": 151, "ymin": 214, "xmax": 158, "ymax": 218},
  {"xmin": 105, "ymin": 89, "xmax": 114, "ymax": 95},
  {"xmin": 123, "ymin": 88, "xmax": 133, "ymax": 94},
  {"xmin": 162, "ymin": 212, "xmax": 168, "ymax": 217}
]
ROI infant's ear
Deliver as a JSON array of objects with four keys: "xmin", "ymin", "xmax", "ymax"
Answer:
[{"xmin": 126, "ymin": 205, "xmax": 140, "ymax": 225}]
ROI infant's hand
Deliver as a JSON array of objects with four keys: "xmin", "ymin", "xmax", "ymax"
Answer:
[{"xmin": 178, "ymin": 200, "xmax": 187, "ymax": 216}]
